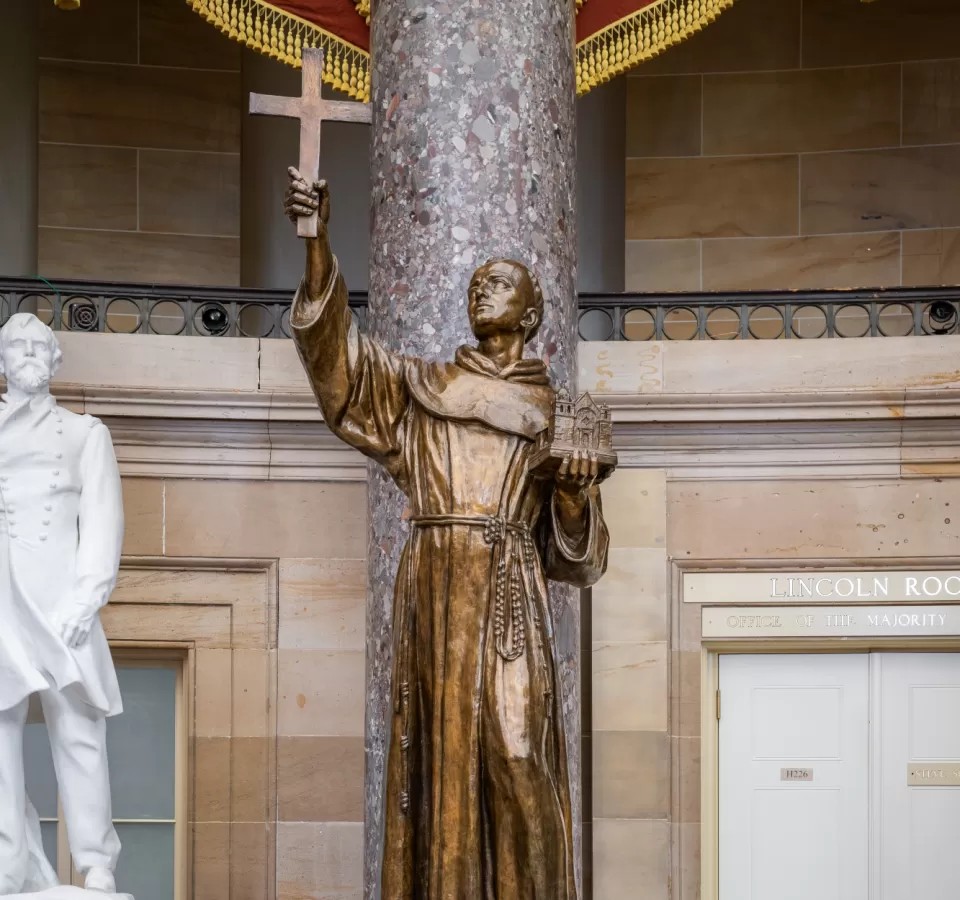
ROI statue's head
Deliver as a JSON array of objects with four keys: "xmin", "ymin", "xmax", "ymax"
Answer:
[
  {"xmin": 0, "ymin": 313, "xmax": 63, "ymax": 394},
  {"xmin": 467, "ymin": 259, "xmax": 543, "ymax": 344}
]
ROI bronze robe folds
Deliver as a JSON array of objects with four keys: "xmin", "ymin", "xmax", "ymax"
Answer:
[{"xmin": 292, "ymin": 259, "xmax": 609, "ymax": 900}]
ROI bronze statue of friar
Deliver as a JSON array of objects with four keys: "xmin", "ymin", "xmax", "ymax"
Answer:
[{"xmin": 284, "ymin": 167, "xmax": 612, "ymax": 900}]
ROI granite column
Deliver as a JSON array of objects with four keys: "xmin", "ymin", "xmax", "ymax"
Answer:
[{"xmin": 365, "ymin": 0, "xmax": 580, "ymax": 895}]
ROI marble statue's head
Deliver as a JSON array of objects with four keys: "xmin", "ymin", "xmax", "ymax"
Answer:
[
  {"xmin": 468, "ymin": 259, "xmax": 544, "ymax": 344},
  {"xmin": 0, "ymin": 313, "xmax": 63, "ymax": 393}
]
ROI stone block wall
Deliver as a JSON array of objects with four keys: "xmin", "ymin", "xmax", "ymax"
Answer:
[
  {"xmin": 37, "ymin": 0, "xmax": 241, "ymax": 284},
  {"xmin": 625, "ymin": 0, "xmax": 960, "ymax": 292},
  {"xmin": 115, "ymin": 476, "xmax": 368, "ymax": 900},
  {"xmin": 578, "ymin": 334, "xmax": 960, "ymax": 900},
  {"xmin": 20, "ymin": 326, "xmax": 960, "ymax": 899}
]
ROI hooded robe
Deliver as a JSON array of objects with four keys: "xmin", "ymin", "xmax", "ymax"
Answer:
[{"xmin": 292, "ymin": 258, "xmax": 608, "ymax": 900}]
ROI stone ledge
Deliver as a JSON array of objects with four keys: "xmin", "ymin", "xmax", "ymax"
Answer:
[{"xmin": 40, "ymin": 383, "xmax": 960, "ymax": 482}]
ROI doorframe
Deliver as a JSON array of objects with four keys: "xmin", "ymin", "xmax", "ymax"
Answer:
[{"xmin": 700, "ymin": 636, "xmax": 960, "ymax": 900}]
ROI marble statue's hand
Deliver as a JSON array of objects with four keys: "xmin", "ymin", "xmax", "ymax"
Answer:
[
  {"xmin": 285, "ymin": 166, "xmax": 331, "ymax": 227},
  {"xmin": 52, "ymin": 603, "xmax": 98, "ymax": 649},
  {"xmin": 554, "ymin": 449, "xmax": 599, "ymax": 517}
]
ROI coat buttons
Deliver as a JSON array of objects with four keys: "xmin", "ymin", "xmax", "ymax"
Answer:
[
  {"xmin": 55, "ymin": 428, "xmax": 63, "ymax": 435},
  {"xmin": 56, "ymin": 453, "xmax": 63, "ymax": 460},
  {"xmin": 44, "ymin": 505, "xmax": 52, "ymax": 512},
  {"xmin": 42, "ymin": 520, "xmax": 50, "ymax": 526},
  {"xmin": 53, "ymin": 470, "xmax": 60, "ymax": 476},
  {"xmin": 39, "ymin": 535, "xmax": 47, "ymax": 541}
]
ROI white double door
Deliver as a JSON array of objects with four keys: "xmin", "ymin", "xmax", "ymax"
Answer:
[{"xmin": 719, "ymin": 652, "xmax": 960, "ymax": 900}]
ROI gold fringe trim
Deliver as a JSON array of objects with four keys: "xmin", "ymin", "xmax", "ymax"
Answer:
[
  {"xmin": 185, "ymin": 0, "xmax": 736, "ymax": 99},
  {"xmin": 576, "ymin": 0, "xmax": 737, "ymax": 95},
  {"xmin": 186, "ymin": 0, "xmax": 371, "ymax": 101}
]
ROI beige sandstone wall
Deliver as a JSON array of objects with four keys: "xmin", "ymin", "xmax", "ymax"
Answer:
[
  {"xmin": 32, "ymin": 330, "xmax": 960, "ymax": 899},
  {"xmin": 625, "ymin": 0, "xmax": 960, "ymax": 292},
  {"xmin": 47, "ymin": 333, "xmax": 367, "ymax": 899},
  {"xmin": 581, "ymin": 336, "xmax": 960, "ymax": 900},
  {"xmin": 37, "ymin": 0, "xmax": 241, "ymax": 285}
]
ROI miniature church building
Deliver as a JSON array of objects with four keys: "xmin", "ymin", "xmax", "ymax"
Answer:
[
  {"xmin": 531, "ymin": 390, "xmax": 617, "ymax": 476},
  {"xmin": 551, "ymin": 390, "xmax": 614, "ymax": 453}
]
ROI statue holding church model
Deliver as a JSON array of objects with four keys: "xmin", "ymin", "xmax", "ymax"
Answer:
[
  {"xmin": 285, "ymin": 170, "xmax": 616, "ymax": 899},
  {"xmin": 0, "ymin": 314, "xmax": 129, "ymax": 898}
]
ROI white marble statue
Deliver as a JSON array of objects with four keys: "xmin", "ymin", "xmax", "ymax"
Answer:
[{"xmin": 0, "ymin": 314, "xmax": 127, "ymax": 898}]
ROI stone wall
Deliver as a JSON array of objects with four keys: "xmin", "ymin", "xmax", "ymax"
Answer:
[
  {"xmin": 42, "ymin": 332, "xmax": 368, "ymax": 899},
  {"xmin": 34, "ymin": 327, "xmax": 960, "ymax": 900},
  {"xmin": 580, "ymin": 334, "xmax": 960, "ymax": 900},
  {"xmin": 115, "ymin": 478, "xmax": 368, "ymax": 899},
  {"xmin": 37, "ymin": 0, "xmax": 241, "ymax": 285},
  {"xmin": 625, "ymin": 0, "xmax": 960, "ymax": 292}
]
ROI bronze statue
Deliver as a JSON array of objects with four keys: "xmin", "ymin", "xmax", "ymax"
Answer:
[{"xmin": 285, "ymin": 168, "xmax": 611, "ymax": 900}]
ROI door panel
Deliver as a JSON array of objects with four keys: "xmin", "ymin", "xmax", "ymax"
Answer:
[
  {"xmin": 876, "ymin": 653, "xmax": 960, "ymax": 900},
  {"xmin": 719, "ymin": 654, "xmax": 869, "ymax": 900}
]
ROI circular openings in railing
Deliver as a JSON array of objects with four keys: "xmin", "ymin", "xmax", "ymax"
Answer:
[
  {"xmin": 578, "ymin": 308, "xmax": 614, "ymax": 341},
  {"xmin": 622, "ymin": 308, "xmax": 655, "ymax": 341},
  {"xmin": 280, "ymin": 306, "xmax": 293, "ymax": 339},
  {"xmin": 878, "ymin": 303, "xmax": 914, "ymax": 337},
  {"xmin": 923, "ymin": 300, "xmax": 958, "ymax": 336},
  {"xmin": 149, "ymin": 300, "xmax": 186, "ymax": 335},
  {"xmin": 663, "ymin": 307, "xmax": 698, "ymax": 340},
  {"xmin": 195, "ymin": 302, "xmax": 230, "ymax": 337},
  {"xmin": 834, "ymin": 304, "xmax": 870, "ymax": 338},
  {"xmin": 791, "ymin": 306, "xmax": 827, "ymax": 339},
  {"xmin": 705, "ymin": 307, "xmax": 740, "ymax": 340},
  {"xmin": 61, "ymin": 297, "xmax": 98, "ymax": 332},
  {"xmin": 0, "ymin": 295, "xmax": 7, "ymax": 326},
  {"xmin": 237, "ymin": 303, "xmax": 275, "ymax": 338},
  {"xmin": 18, "ymin": 294, "xmax": 54, "ymax": 325},
  {"xmin": 105, "ymin": 298, "xmax": 142, "ymax": 334},
  {"xmin": 747, "ymin": 306, "xmax": 784, "ymax": 339}
]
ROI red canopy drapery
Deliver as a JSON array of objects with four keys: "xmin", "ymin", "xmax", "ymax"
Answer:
[{"xmin": 182, "ymin": 0, "xmax": 736, "ymax": 100}]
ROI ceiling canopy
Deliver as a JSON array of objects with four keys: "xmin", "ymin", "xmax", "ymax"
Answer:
[{"xmin": 178, "ymin": 0, "xmax": 736, "ymax": 100}]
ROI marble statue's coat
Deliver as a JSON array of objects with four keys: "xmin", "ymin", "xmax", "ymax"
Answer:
[{"xmin": 0, "ymin": 394, "xmax": 123, "ymax": 716}]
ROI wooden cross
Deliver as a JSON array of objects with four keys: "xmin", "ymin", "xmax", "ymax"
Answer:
[{"xmin": 249, "ymin": 47, "xmax": 372, "ymax": 238}]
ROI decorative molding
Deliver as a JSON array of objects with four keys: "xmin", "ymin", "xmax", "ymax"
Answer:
[{"xmin": 50, "ymin": 385, "xmax": 960, "ymax": 482}]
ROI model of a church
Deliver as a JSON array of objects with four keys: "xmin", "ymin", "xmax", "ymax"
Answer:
[{"xmin": 529, "ymin": 389, "xmax": 618, "ymax": 480}]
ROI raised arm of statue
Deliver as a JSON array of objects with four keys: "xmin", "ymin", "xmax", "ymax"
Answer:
[{"xmin": 285, "ymin": 171, "xmax": 411, "ymax": 490}]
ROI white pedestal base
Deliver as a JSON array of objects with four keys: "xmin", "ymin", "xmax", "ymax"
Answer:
[{"xmin": 8, "ymin": 889, "xmax": 133, "ymax": 900}]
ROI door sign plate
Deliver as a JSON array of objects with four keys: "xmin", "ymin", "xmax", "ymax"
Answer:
[{"xmin": 908, "ymin": 763, "xmax": 960, "ymax": 786}]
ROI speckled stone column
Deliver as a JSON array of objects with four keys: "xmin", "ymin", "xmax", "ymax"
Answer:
[{"xmin": 364, "ymin": 0, "xmax": 580, "ymax": 896}]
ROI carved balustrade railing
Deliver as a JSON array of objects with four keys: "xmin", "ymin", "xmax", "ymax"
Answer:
[{"xmin": 1, "ymin": 277, "xmax": 959, "ymax": 340}]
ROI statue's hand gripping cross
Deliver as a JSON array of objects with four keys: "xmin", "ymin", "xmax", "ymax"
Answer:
[{"xmin": 249, "ymin": 48, "xmax": 372, "ymax": 238}]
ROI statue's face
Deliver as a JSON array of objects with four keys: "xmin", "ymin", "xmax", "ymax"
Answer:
[
  {"xmin": 467, "ymin": 261, "xmax": 538, "ymax": 340},
  {"xmin": 1, "ymin": 320, "xmax": 55, "ymax": 393}
]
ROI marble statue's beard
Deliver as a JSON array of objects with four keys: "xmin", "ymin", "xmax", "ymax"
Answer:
[{"xmin": 11, "ymin": 361, "xmax": 51, "ymax": 391}]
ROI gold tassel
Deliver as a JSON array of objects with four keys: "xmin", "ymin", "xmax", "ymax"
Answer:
[
  {"xmin": 269, "ymin": 21, "xmax": 280, "ymax": 59},
  {"xmin": 54, "ymin": 0, "xmax": 81, "ymax": 8},
  {"xmin": 574, "ymin": 0, "xmax": 738, "ymax": 94},
  {"xmin": 185, "ymin": 0, "xmax": 733, "ymax": 100}
]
